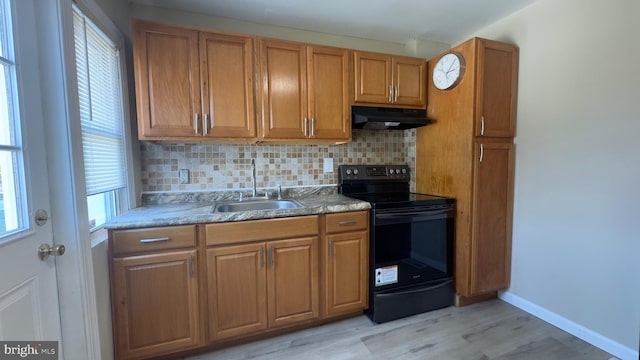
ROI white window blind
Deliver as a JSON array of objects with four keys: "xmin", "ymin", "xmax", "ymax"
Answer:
[{"xmin": 73, "ymin": 8, "xmax": 126, "ymax": 196}]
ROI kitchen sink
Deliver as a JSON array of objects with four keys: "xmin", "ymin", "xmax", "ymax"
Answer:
[{"xmin": 214, "ymin": 199, "xmax": 303, "ymax": 213}]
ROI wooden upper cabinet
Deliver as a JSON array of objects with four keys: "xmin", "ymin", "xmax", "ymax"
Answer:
[
  {"xmin": 353, "ymin": 51, "xmax": 426, "ymax": 108},
  {"xmin": 258, "ymin": 41, "xmax": 351, "ymax": 142},
  {"xmin": 470, "ymin": 142, "xmax": 514, "ymax": 294},
  {"xmin": 133, "ymin": 21, "xmax": 201, "ymax": 139},
  {"xmin": 353, "ymin": 51, "xmax": 392, "ymax": 105},
  {"xmin": 259, "ymin": 39, "xmax": 307, "ymax": 140},
  {"xmin": 132, "ymin": 20, "xmax": 256, "ymax": 141},
  {"xmin": 200, "ymin": 32, "xmax": 256, "ymax": 139},
  {"xmin": 393, "ymin": 56, "xmax": 427, "ymax": 107},
  {"xmin": 307, "ymin": 46, "xmax": 351, "ymax": 141},
  {"xmin": 475, "ymin": 39, "xmax": 519, "ymax": 138}
]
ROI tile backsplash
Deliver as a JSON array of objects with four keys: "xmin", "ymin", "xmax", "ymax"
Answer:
[{"xmin": 140, "ymin": 129, "xmax": 417, "ymax": 193}]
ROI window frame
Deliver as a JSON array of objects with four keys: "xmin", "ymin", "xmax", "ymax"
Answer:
[
  {"xmin": 0, "ymin": 0, "xmax": 29, "ymax": 240},
  {"xmin": 71, "ymin": 0, "xmax": 136, "ymax": 243}
]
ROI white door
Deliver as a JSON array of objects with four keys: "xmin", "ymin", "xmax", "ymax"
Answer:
[{"xmin": 0, "ymin": 0, "xmax": 63, "ymax": 347}]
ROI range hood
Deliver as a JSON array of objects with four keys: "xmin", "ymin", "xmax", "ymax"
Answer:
[{"xmin": 352, "ymin": 106, "xmax": 431, "ymax": 130}]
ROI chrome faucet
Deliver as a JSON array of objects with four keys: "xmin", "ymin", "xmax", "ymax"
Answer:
[{"xmin": 251, "ymin": 159, "xmax": 257, "ymax": 198}]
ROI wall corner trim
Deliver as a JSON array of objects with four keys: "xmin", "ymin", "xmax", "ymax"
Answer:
[{"xmin": 499, "ymin": 291, "xmax": 638, "ymax": 360}]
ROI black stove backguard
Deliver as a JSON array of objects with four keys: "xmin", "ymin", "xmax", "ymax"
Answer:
[{"xmin": 338, "ymin": 164, "xmax": 455, "ymax": 323}]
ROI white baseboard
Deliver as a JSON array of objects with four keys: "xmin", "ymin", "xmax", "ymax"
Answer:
[{"xmin": 499, "ymin": 291, "xmax": 638, "ymax": 360}]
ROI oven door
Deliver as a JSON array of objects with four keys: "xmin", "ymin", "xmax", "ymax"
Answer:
[{"xmin": 372, "ymin": 204, "xmax": 454, "ymax": 290}]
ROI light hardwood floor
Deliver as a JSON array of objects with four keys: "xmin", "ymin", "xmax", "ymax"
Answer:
[{"xmin": 185, "ymin": 299, "xmax": 615, "ymax": 360}]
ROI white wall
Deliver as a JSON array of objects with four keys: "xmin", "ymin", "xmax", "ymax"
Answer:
[
  {"xmin": 129, "ymin": 4, "xmax": 450, "ymax": 59},
  {"xmin": 465, "ymin": 0, "xmax": 640, "ymax": 357}
]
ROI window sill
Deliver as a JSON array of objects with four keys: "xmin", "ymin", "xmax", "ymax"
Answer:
[{"xmin": 90, "ymin": 227, "xmax": 108, "ymax": 248}]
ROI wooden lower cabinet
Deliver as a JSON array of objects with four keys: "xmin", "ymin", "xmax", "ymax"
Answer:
[
  {"xmin": 322, "ymin": 210, "xmax": 369, "ymax": 317},
  {"xmin": 111, "ymin": 212, "xmax": 368, "ymax": 358},
  {"xmin": 208, "ymin": 237, "xmax": 319, "ymax": 341},
  {"xmin": 469, "ymin": 141, "xmax": 514, "ymax": 294},
  {"xmin": 267, "ymin": 237, "xmax": 319, "ymax": 327},
  {"xmin": 324, "ymin": 231, "xmax": 368, "ymax": 316},
  {"xmin": 206, "ymin": 216, "xmax": 321, "ymax": 342},
  {"xmin": 207, "ymin": 243, "xmax": 268, "ymax": 340},
  {"xmin": 111, "ymin": 249, "xmax": 202, "ymax": 360}
]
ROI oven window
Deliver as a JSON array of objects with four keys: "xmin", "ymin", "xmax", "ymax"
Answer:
[{"xmin": 374, "ymin": 215, "xmax": 453, "ymax": 287}]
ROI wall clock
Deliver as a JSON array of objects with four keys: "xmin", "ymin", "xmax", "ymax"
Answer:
[{"xmin": 432, "ymin": 52, "xmax": 465, "ymax": 90}]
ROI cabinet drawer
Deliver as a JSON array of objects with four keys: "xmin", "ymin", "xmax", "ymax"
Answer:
[
  {"xmin": 111, "ymin": 225, "xmax": 197, "ymax": 256},
  {"xmin": 325, "ymin": 211, "xmax": 368, "ymax": 234},
  {"xmin": 206, "ymin": 216, "xmax": 318, "ymax": 246}
]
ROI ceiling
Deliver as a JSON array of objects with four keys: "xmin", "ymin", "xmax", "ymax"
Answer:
[{"xmin": 128, "ymin": 0, "xmax": 536, "ymax": 44}]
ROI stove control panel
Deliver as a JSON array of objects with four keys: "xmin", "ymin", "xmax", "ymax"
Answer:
[{"xmin": 339, "ymin": 165, "xmax": 410, "ymax": 182}]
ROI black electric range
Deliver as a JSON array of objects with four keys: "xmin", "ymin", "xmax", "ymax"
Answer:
[{"xmin": 338, "ymin": 165, "xmax": 455, "ymax": 323}]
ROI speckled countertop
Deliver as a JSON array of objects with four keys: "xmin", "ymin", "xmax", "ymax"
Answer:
[{"xmin": 104, "ymin": 186, "xmax": 370, "ymax": 230}]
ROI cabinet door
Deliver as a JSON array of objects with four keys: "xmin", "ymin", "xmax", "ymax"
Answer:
[
  {"xmin": 307, "ymin": 46, "xmax": 350, "ymax": 141},
  {"xmin": 325, "ymin": 231, "xmax": 368, "ymax": 317},
  {"xmin": 207, "ymin": 243, "xmax": 267, "ymax": 340},
  {"xmin": 393, "ymin": 56, "xmax": 426, "ymax": 107},
  {"xmin": 112, "ymin": 250, "xmax": 202, "ymax": 360},
  {"xmin": 200, "ymin": 32, "xmax": 256, "ymax": 140},
  {"xmin": 133, "ymin": 21, "xmax": 201, "ymax": 139},
  {"xmin": 470, "ymin": 142, "xmax": 514, "ymax": 294},
  {"xmin": 475, "ymin": 39, "xmax": 518, "ymax": 137},
  {"xmin": 353, "ymin": 51, "xmax": 392, "ymax": 105},
  {"xmin": 259, "ymin": 40, "xmax": 307, "ymax": 139},
  {"xmin": 267, "ymin": 237, "xmax": 319, "ymax": 327}
]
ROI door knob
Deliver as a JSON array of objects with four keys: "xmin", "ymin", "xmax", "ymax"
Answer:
[{"xmin": 38, "ymin": 243, "xmax": 66, "ymax": 261}]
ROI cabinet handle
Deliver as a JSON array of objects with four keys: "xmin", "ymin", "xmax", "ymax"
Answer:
[
  {"xmin": 268, "ymin": 245, "xmax": 274, "ymax": 267},
  {"xmin": 338, "ymin": 220, "xmax": 357, "ymax": 226},
  {"xmin": 480, "ymin": 143, "xmax": 484, "ymax": 163},
  {"xmin": 260, "ymin": 247, "xmax": 265, "ymax": 268},
  {"xmin": 188, "ymin": 255, "xmax": 194, "ymax": 277},
  {"xmin": 388, "ymin": 85, "xmax": 393, "ymax": 103},
  {"xmin": 311, "ymin": 118, "xmax": 315, "ymax": 138},
  {"xmin": 139, "ymin": 237, "xmax": 170, "ymax": 243},
  {"xmin": 481, "ymin": 116, "xmax": 485, "ymax": 136},
  {"xmin": 203, "ymin": 114, "xmax": 209, "ymax": 135},
  {"xmin": 328, "ymin": 240, "xmax": 333, "ymax": 258},
  {"xmin": 194, "ymin": 113, "xmax": 199, "ymax": 134},
  {"xmin": 394, "ymin": 86, "xmax": 399, "ymax": 103},
  {"xmin": 303, "ymin": 118, "xmax": 308, "ymax": 137}
]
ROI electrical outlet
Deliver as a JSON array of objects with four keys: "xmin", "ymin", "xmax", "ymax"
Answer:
[
  {"xmin": 323, "ymin": 158, "xmax": 334, "ymax": 173},
  {"xmin": 179, "ymin": 169, "xmax": 189, "ymax": 184}
]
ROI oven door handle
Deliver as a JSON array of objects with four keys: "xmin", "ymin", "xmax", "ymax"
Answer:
[
  {"xmin": 376, "ymin": 279, "xmax": 453, "ymax": 297},
  {"xmin": 376, "ymin": 210, "xmax": 453, "ymax": 222}
]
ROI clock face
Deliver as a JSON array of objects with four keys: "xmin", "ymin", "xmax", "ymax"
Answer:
[{"xmin": 433, "ymin": 52, "xmax": 465, "ymax": 90}]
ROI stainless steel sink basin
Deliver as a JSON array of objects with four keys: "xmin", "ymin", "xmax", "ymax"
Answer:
[{"xmin": 214, "ymin": 199, "xmax": 303, "ymax": 213}]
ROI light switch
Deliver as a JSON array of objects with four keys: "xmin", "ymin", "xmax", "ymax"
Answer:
[{"xmin": 323, "ymin": 158, "xmax": 333, "ymax": 173}]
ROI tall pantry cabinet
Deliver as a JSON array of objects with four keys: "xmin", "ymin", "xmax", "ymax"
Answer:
[{"xmin": 416, "ymin": 37, "xmax": 518, "ymax": 305}]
